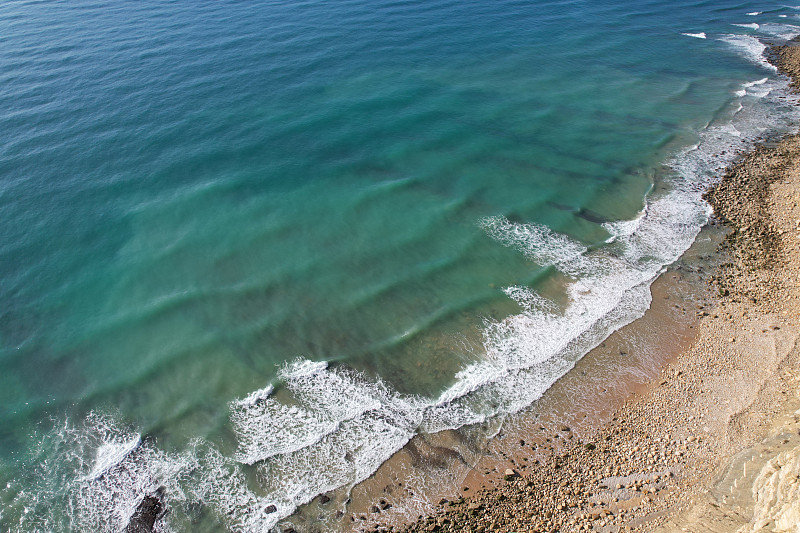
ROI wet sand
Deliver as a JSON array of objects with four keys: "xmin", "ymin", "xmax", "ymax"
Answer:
[{"xmin": 331, "ymin": 44, "xmax": 800, "ymax": 533}]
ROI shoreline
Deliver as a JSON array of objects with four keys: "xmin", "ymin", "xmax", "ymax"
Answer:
[
  {"xmin": 320, "ymin": 211, "xmax": 724, "ymax": 533},
  {"xmin": 344, "ymin": 44, "xmax": 800, "ymax": 533}
]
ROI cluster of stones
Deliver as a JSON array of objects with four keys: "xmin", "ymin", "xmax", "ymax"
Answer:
[{"xmin": 362, "ymin": 418, "xmax": 702, "ymax": 533}]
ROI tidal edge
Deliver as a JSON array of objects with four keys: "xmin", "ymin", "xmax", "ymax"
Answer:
[{"xmin": 358, "ymin": 43, "xmax": 800, "ymax": 533}]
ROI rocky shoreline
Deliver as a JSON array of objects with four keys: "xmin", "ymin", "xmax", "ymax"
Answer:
[{"xmin": 355, "ymin": 44, "xmax": 800, "ymax": 533}]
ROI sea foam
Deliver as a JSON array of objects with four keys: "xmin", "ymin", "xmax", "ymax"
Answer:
[
  {"xmin": 5, "ymin": 414, "xmax": 195, "ymax": 533},
  {"xmin": 82, "ymin": 435, "xmax": 142, "ymax": 482},
  {"xmin": 757, "ymin": 22, "xmax": 800, "ymax": 39},
  {"xmin": 9, "ymin": 22, "xmax": 800, "ymax": 533},
  {"xmin": 718, "ymin": 34, "xmax": 777, "ymax": 71},
  {"xmin": 735, "ymin": 77, "xmax": 770, "ymax": 98}
]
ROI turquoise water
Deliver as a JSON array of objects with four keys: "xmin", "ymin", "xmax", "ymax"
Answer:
[{"xmin": 2, "ymin": 0, "xmax": 800, "ymax": 530}]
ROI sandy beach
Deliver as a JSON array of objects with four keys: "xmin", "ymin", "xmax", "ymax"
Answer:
[{"xmin": 351, "ymin": 44, "xmax": 800, "ymax": 533}]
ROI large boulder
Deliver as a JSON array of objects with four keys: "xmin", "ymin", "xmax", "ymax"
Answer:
[{"xmin": 125, "ymin": 487, "xmax": 166, "ymax": 533}]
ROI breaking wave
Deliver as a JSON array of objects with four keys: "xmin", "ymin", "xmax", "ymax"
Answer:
[{"xmin": 5, "ymin": 19, "xmax": 800, "ymax": 533}]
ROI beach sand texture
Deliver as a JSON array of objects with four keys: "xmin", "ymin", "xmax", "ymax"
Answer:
[{"xmin": 359, "ymin": 44, "xmax": 800, "ymax": 533}]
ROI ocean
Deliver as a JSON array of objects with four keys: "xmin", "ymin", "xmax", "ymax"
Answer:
[{"xmin": 1, "ymin": 0, "xmax": 800, "ymax": 531}]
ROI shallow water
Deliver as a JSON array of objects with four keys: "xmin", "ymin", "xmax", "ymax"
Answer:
[{"xmin": 2, "ymin": 0, "xmax": 800, "ymax": 530}]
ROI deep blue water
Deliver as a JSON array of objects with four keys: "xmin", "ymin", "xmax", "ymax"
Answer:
[{"xmin": 2, "ymin": 0, "xmax": 800, "ymax": 530}]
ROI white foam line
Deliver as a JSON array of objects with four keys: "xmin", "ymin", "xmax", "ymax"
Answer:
[
  {"xmin": 736, "ymin": 77, "xmax": 772, "ymax": 99},
  {"xmin": 682, "ymin": 32, "xmax": 707, "ymax": 39},
  {"xmin": 718, "ymin": 34, "xmax": 777, "ymax": 71},
  {"xmin": 478, "ymin": 217, "xmax": 587, "ymax": 268},
  {"xmin": 745, "ymin": 78, "xmax": 770, "ymax": 87},
  {"xmin": 280, "ymin": 358, "xmax": 328, "ymax": 379},
  {"xmin": 733, "ymin": 23, "xmax": 760, "ymax": 30},
  {"xmin": 191, "ymin": 445, "xmax": 278, "ymax": 532},
  {"xmin": 603, "ymin": 208, "xmax": 646, "ymax": 242},
  {"xmin": 195, "ymin": 397, "xmax": 423, "ymax": 531},
  {"xmin": 758, "ymin": 22, "xmax": 800, "ymax": 39},
  {"xmin": 231, "ymin": 358, "xmax": 427, "ymax": 465},
  {"xmin": 234, "ymin": 385, "xmax": 274, "ymax": 408},
  {"xmin": 82, "ymin": 435, "xmax": 142, "ymax": 482}
]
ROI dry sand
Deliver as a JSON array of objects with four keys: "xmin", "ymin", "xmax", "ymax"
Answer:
[{"xmin": 353, "ymin": 44, "xmax": 800, "ymax": 533}]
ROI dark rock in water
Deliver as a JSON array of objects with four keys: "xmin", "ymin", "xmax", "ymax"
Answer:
[
  {"xmin": 319, "ymin": 494, "xmax": 331, "ymax": 504},
  {"xmin": 125, "ymin": 487, "xmax": 166, "ymax": 533},
  {"xmin": 264, "ymin": 504, "xmax": 277, "ymax": 514}
]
